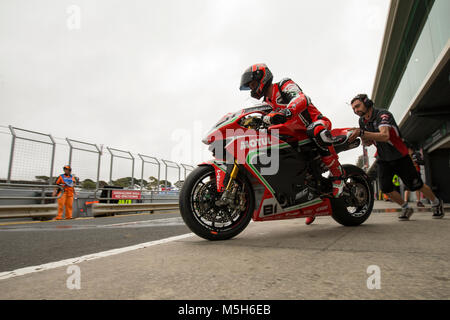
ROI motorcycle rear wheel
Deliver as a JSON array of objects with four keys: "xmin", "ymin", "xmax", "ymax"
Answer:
[{"xmin": 331, "ymin": 164, "xmax": 374, "ymax": 226}]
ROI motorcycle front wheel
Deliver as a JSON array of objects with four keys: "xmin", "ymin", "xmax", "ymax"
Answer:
[{"xmin": 179, "ymin": 165, "xmax": 255, "ymax": 241}]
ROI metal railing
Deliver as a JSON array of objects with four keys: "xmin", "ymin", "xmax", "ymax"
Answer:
[
  {"xmin": 0, "ymin": 204, "xmax": 59, "ymax": 220},
  {"xmin": 0, "ymin": 183, "xmax": 63, "ymax": 203},
  {"xmin": 0, "ymin": 183, "xmax": 64, "ymax": 219}
]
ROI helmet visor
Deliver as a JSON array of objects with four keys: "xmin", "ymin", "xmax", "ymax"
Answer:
[{"xmin": 239, "ymin": 69, "xmax": 254, "ymax": 91}]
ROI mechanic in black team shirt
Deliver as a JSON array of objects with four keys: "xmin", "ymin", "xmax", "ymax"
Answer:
[{"xmin": 348, "ymin": 94, "xmax": 444, "ymax": 221}]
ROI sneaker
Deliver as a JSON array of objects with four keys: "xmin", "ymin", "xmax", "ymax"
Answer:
[
  {"xmin": 398, "ymin": 207, "xmax": 414, "ymax": 221},
  {"xmin": 432, "ymin": 199, "xmax": 445, "ymax": 219},
  {"xmin": 416, "ymin": 201, "xmax": 425, "ymax": 208},
  {"xmin": 305, "ymin": 217, "xmax": 315, "ymax": 225}
]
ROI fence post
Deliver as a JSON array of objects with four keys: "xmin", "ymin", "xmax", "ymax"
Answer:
[
  {"xmin": 157, "ymin": 161, "xmax": 161, "ymax": 190},
  {"xmin": 161, "ymin": 160, "xmax": 181, "ymax": 189},
  {"xmin": 139, "ymin": 154, "xmax": 144, "ymax": 190},
  {"xmin": 138, "ymin": 154, "xmax": 161, "ymax": 191},
  {"xmin": 107, "ymin": 147, "xmax": 114, "ymax": 185},
  {"xmin": 48, "ymin": 134, "xmax": 56, "ymax": 185},
  {"xmin": 66, "ymin": 138, "xmax": 102, "ymax": 189},
  {"xmin": 181, "ymin": 164, "xmax": 195, "ymax": 180},
  {"xmin": 66, "ymin": 138, "xmax": 73, "ymax": 167},
  {"xmin": 96, "ymin": 145, "xmax": 102, "ymax": 189},
  {"xmin": 107, "ymin": 147, "xmax": 135, "ymax": 187},
  {"xmin": 128, "ymin": 151, "xmax": 135, "ymax": 187},
  {"xmin": 7, "ymin": 125, "xmax": 16, "ymax": 184}
]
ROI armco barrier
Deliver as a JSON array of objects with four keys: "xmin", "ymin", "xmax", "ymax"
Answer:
[
  {"xmin": 0, "ymin": 183, "xmax": 63, "ymax": 219},
  {"xmin": 0, "ymin": 204, "xmax": 58, "ymax": 219},
  {"xmin": 92, "ymin": 202, "xmax": 179, "ymax": 217},
  {"xmin": 0, "ymin": 183, "xmax": 63, "ymax": 202}
]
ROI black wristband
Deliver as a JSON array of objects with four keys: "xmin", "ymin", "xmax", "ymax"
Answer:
[{"xmin": 359, "ymin": 129, "xmax": 365, "ymax": 137}]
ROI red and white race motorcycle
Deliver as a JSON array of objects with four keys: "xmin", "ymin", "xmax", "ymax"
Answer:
[{"xmin": 179, "ymin": 105, "xmax": 373, "ymax": 240}]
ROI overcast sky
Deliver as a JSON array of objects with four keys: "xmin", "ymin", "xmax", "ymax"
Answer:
[{"xmin": 0, "ymin": 0, "xmax": 390, "ymax": 181}]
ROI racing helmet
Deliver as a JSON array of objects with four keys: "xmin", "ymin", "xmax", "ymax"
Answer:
[{"xmin": 239, "ymin": 63, "xmax": 273, "ymax": 100}]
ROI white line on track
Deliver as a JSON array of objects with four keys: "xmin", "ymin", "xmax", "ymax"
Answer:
[
  {"xmin": 104, "ymin": 217, "xmax": 183, "ymax": 227},
  {"xmin": 0, "ymin": 233, "xmax": 194, "ymax": 281}
]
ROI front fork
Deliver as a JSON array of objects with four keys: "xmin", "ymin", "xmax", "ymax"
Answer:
[{"xmin": 215, "ymin": 160, "xmax": 240, "ymax": 207}]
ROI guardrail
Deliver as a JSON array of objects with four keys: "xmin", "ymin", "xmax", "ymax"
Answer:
[
  {"xmin": 92, "ymin": 202, "xmax": 179, "ymax": 217},
  {"xmin": 0, "ymin": 183, "xmax": 63, "ymax": 220},
  {"xmin": 0, "ymin": 184, "xmax": 180, "ymax": 219},
  {"xmin": 0, "ymin": 183, "xmax": 63, "ymax": 202},
  {"xmin": 0, "ymin": 204, "xmax": 58, "ymax": 220}
]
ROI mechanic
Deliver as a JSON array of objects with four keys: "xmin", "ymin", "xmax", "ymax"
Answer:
[
  {"xmin": 348, "ymin": 94, "xmax": 444, "ymax": 220},
  {"xmin": 53, "ymin": 165, "xmax": 77, "ymax": 220},
  {"xmin": 240, "ymin": 63, "xmax": 345, "ymax": 226}
]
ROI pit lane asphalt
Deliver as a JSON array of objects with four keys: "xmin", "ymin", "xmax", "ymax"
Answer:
[
  {"xmin": 0, "ymin": 212, "xmax": 189, "ymax": 272},
  {"xmin": 0, "ymin": 203, "xmax": 449, "ymax": 299}
]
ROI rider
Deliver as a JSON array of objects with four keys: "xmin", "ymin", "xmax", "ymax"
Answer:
[{"xmin": 240, "ymin": 63, "xmax": 345, "ymax": 225}]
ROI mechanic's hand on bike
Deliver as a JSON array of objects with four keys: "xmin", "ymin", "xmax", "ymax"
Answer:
[{"xmin": 348, "ymin": 127, "xmax": 361, "ymax": 143}]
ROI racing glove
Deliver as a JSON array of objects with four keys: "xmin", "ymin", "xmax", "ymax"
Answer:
[{"xmin": 263, "ymin": 109, "xmax": 292, "ymax": 125}]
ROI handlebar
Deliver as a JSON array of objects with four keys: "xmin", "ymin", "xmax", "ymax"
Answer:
[{"xmin": 239, "ymin": 111, "xmax": 299, "ymax": 136}]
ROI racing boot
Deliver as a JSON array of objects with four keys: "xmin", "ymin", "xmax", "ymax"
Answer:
[{"xmin": 321, "ymin": 154, "xmax": 345, "ymax": 198}]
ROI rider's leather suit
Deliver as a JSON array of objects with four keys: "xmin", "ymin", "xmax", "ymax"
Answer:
[{"xmin": 264, "ymin": 78, "xmax": 345, "ymax": 197}]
